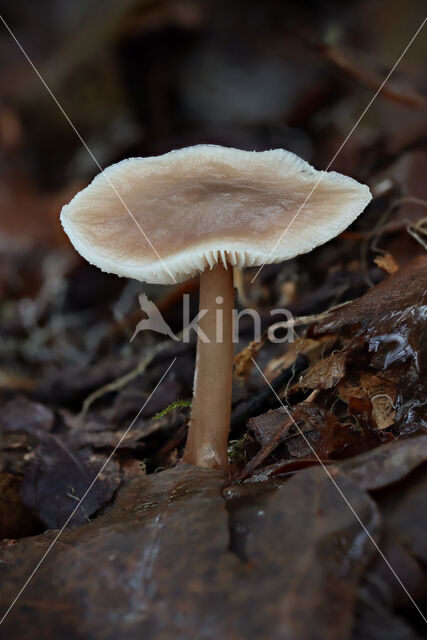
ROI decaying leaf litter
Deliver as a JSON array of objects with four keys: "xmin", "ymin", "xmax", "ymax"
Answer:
[{"xmin": 1, "ymin": 1, "xmax": 427, "ymax": 638}]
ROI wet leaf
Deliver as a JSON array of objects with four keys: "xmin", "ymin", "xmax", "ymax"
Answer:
[
  {"xmin": 314, "ymin": 256, "xmax": 427, "ymax": 354},
  {"xmin": 21, "ymin": 436, "xmax": 121, "ymax": 528},
  {"xmin": 378, "ymin": 465, "xmax": 427, "ymax": 565},
  {"xmin": 314, "ymin": 257, "xmax": 427, "ymax": 430},
  {"xmin": 239, "ymin": 400, "xmax": 387, "ymax": 481},
  {"xmin": 353, "ymin": 586, "xmax": 424, "ymax": 640},
  {"xmin": 335, "ymin": 435, "xmax": 427, "ymax": 490},
  {"xmin": 0, "ymin": 396, "xmax": 54, "ymax": 435},
  {"xmin": 0, "ymin": 465, "xmax": 380, "ymax": 640},
  {"xmin": 319, "ymin": 256, "xmax": 425, "ymax": 320},
  {"xmin": 359, "ymin": 532, "xmax": 427, "ymax": 612}
]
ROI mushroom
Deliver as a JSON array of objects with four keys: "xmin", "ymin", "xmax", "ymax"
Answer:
[{"xmin": 61, "ymin": 145, "xmax": 371, "ymax": 472}]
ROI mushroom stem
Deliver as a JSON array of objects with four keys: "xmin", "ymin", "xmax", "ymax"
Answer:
[{"xmin": 183, "ymin": 263, "xmax": 234, "ymax": 472}]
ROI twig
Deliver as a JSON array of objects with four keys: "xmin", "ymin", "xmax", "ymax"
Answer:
[
  {"xmin": 316, "ymin": 43, "xmax": 427, "ymax": 110},
  {"xmin": 407, "ymin": 216, "xmax": 427, "ymax": 250},
  {"xmin": 267, "ymin": 299, "xmax": 352, "ymax": 335},
  {"xmin": 235, "ymin": 412, "xmax": 293, "ymax": 482},
  {"xmin": 372, "ymin": 197, "xmax": 427, "ymax": 252}
]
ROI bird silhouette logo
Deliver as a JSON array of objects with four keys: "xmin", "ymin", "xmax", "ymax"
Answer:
[{"xmin": 130, "ymin": 293, "xmax": 180, "ymax": 342}]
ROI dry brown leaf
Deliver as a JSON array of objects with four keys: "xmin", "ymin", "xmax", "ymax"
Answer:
[
  {"xmin": 300, "ymin": 351, "xmax": 346, "ymax": 390},
  {"xmin": 338, "ymin": 373, "xmax": 396, "ymax": 429},
  {"xmin": 263, "ymin": 335, "xmax": 336, "ymax": 383},
  {"xmin": 371, "ymin": 395, "xmax": 396, "ymax": 430},
  {"xmin": 234, "ymin": 339, "xmax": 264, "ymax": 382},
  {"xmin": 374, "ymin": 253, "xmax": 399, "ymax": 274}
]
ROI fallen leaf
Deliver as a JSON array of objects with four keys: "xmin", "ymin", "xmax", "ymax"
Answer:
[
  {"xmin": 295, "ymin": 335, "xmax": 338, "ymax": 363},
  {"xmin": 374, "ymin": 253, "xmax": 399, "ymax": 274},
  {"xmin": 338, "ymin": 373, "xmax": 396, "ymax": 430},
  {"xmin": 300, "ymin": 351, "xmax": 346, "ymax": 390},
  {"xmin": 314, "ymin": 256, "xmax": 427, "ymax": 344},
  {"xmin": 334, "ymin": 435, "xmax": 427, "ymax": 490},
  {"xmin": 0, "ymin": 465, "xmax": 380, "ymax": 640},
  {"xmin": 0, "ymin": 396, "xmax": 54, "ymax": 435},
  {"xmin": 64, "ymin": 409, "xmax": 167, "ymax": 450},
  {"xmin": 285, "ymin": 403, "xmax": 334, "ymax": 458},
  {"xmin": 21, "ymin": 435, "xmax": 121, "ymax": 528},
  {"xmin": 111, "ymin": 378, "xmax": 183, "ymax": 422},
  {"xmin": 247, "ymin": 407, "xmax": 291, "ymax": 449},
  {"xmin": 314, "ymin": 257, "xmax": 427, "ymax": 431},
  {"xmin": 377, "ymin": 465, "xmax": 427, "ymax": 565},
  {"xmin": 234, "ymin": 339, "xmax": 264, "ymax": 383},
  {"xmin": 237, "ymin": 408, "xmax": 292, "ymax": 480},
  {"xmin": 0, "ymin": 473, "xmax": 41, "ymax": 540},
  {"xmin": 0, "ymin": 370, "xmax": 35, "ymax": 391},
  {"xmin": 358, "ymin": 531, "xmax": 427, "ymax": 613},
  {"xmin": 37, "ymin": 357, "xmax": 136, "ymax": 406},
  {"xmin": 353, "ymin": 556, "xmax": 425, "ymax": 640}
]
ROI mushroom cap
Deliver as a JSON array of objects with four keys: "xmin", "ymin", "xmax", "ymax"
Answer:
[{"xmin": 61, "ymin": 145, "xmax": 371, "ymax": 284}]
